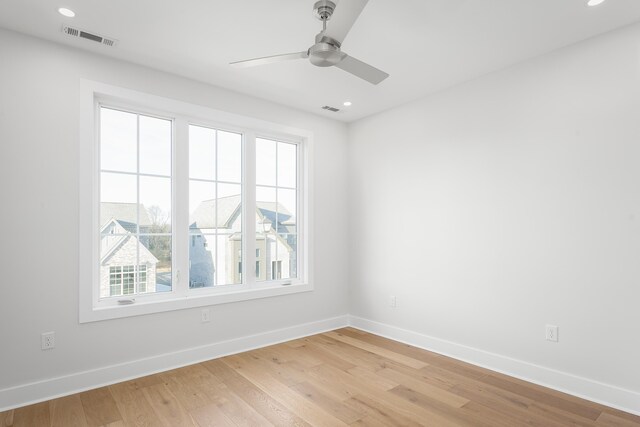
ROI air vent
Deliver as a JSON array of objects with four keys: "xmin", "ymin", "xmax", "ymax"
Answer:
[
  {"xmin": 62, "ymin": 26, "xmax": 118, "ymax": 47},
  {"xmin": 64, "ymin": 26, "xmax": 79, "ymax": 37},
  {"xmin": 322, "ymin": 105, "xmax": 340, "ymax": 112}
]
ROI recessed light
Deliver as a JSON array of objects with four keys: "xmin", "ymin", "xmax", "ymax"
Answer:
[
  {"xmin": 343, "ymin": 101, "xmax": 352, "ymax": 107},
  {"xmin": 58, "ymin": 7, "xmax": 76, "ymax": 17},
  {"xmin": 587, "ymin": 0, "xmax": 605, "ymax": 6}
]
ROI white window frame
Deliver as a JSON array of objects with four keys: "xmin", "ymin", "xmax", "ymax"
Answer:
[{"xmin": 79, "ymin": 80, "xmax": 313, "ymax": 323}]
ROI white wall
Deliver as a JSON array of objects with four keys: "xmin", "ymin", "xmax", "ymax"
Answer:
[
  {"xmin": 348, "ymin": 22, "xmax": 640, "ymax": 405},
  {"xmin": 0, "ymin": 28, "xmax": 348, "ymax": 401}
]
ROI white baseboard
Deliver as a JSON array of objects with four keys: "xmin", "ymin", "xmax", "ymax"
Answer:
[
  {"xmin": 0, "ymin": 315, "xmax": 349, "ymax": 412},
  {"xmin": 348, "ymin": 315, "xmax": 640, "ymax": 416},
  {"xmin": 3, "ymin": 314, "xmax": 638, "ymax": 417}
]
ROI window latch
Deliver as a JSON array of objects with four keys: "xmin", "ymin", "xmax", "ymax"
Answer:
[{"xmin": 117, "ymin": 299, "xmax": 135, "ymax": 305}]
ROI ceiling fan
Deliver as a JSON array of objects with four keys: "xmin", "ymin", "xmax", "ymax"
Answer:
[{"xmin": 230, "ymin": 0, "xmax": 389, "ymax": 85}]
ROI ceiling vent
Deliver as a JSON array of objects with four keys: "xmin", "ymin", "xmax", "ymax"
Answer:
[
  {"xmin": 62, "ymin": 26, "xmax": 118, "ymax": 47},
  {"xmin": 322, "ymin": 105, "xmax": 340, "ymax": 112}
]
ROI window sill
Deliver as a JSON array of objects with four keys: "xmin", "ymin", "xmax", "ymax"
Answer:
[{"xmin": 79, "ymin": 282, "xmax": 313, "ymax": 323}]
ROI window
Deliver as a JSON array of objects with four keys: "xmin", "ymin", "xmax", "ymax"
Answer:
[
  {"xmin": 189, "ymin": 125, "xmax": 243, "ymax": 288},
  {"xmin": 99, "ymin": 107, "xmax": 172, "ymax": 298},
  {"xmin": 108, "ymin": 265, "xmax": 147, "ymax": 296},
  {"xmin": 79, "ymin": 81, "xmax": 312, "ymax": 322},
  {"xmin": 138, "ymin": 265, "xmax": 148, "ymax": 293},
  {"xmin": 271, "ymin": 261, "xmax": 283, "ymax": 280},
  {"xmin": 109, "ymin": 266, "xmax": 122, "ymax": 296},
  {"xmin": 256, "ymin": 138, "xmax": 298, "ymax": 282}
]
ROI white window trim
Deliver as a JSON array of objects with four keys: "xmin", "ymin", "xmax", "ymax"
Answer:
[{"xmin": 79, "ymin": 80, "xmax": 313, "ymax": 323}]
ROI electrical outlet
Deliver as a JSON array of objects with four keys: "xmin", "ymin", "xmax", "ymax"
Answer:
[
  {"xmin": 41, "ymin": 332, "xmax": 55, "ymax": 350},
  {"xmin": 389, "ymin": 295, "xmax": 397, "ymax": 308},
  {"xmin": 201, "ymin": 308, "xmax": 211, "ymax": 323},
  {"xmin": 546, "ymin": 325, "xmax": 559, "ymax": 342}
]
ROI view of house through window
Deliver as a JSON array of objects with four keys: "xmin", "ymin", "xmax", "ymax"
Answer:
[
  {"xmin": 256, "ymin": 138, "xmax": 298, "ymax": 282},
  {"xmin": 188, "ymin": 125, "xmax": 243, "ymax": 287},
  {"xmin": 99, "ymin": 107, "xmax": 172, "ymax": 298},
  {"xmin": 95, "ymin": 102, "xmax": 302, "ymax": 307},
  {"xmin": 187, "ymin": 129, "xmax": 299, "ymax": 287}
]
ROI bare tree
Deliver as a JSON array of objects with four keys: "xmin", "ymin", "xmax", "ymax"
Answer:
[
  {"xmin": 147, "ymin": 205, "xmax": 171, "ymax": 267},
  {"xmin": 148, "ymin": 205, "xmax": 169, "ymax": 233}
]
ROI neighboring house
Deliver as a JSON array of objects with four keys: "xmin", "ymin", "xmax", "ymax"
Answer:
[
  {"xmin": 189, "ymin": 195, "xmax": 296, "ymax": 287},
  {"xmin": 99, "ymin": 203, "xmax": 158, "ymax": 298}
]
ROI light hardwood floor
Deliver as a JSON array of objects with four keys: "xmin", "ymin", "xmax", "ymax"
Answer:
[{"xmin": 1, "ymin": 328, "xmax": 638, "ymax": 426}]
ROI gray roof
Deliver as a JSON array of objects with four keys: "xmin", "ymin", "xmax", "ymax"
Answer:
[
  {"xmin": 190, "ymin": 195, "xmax": 242, "ymax": 229},
  {"xmin": 100, "ymin": 225, "xmax": 159, "ymax": 265},
  {"xmin": 100, "ymin": 203, "xmax": 152, "ymax": 228},
  {"xmin": 190, "ymin": 195, "xmax": 295, "ymax": 233},
  {"xmin": 257, "ymin": 202, "xmax": 294, "ymax": 234}
]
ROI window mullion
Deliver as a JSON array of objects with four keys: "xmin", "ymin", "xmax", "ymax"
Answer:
[
  {"xmin": 175, "ymin": 116, "xmax": 190, "ymax": 296},
  {"xmin": 244, "ymin": 132, "xmax": 257, "ymax": 288}
]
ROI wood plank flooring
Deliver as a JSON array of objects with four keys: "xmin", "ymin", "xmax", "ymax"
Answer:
[{"xmin": 1, "ymin": 328, "xmax": 638, "ymax": 426}]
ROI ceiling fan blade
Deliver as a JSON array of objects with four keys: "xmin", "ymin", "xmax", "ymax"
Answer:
[
  {"xmin": 335, "ymin": 54, "xmax": 389, "ymax": 85},
  {"xmin": 324, "ymin": 0, "xmax": 369, "ymax": 44},
  {"xmin": 230, "ymin": 51, "xmax": 308, "ymax": 68}
]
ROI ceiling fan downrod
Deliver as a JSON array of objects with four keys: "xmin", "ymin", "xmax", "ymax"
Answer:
[{"xmin": 313, "ymin": 0, "xmax": 336, "ymax": 26}]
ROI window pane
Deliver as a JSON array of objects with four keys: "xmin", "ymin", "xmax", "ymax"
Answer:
[
  {"xmin": 279, "ymin": 234, "xmax": 297, "ymax": 279},
  {"xmin": 189, "ymin": 181, "xmax": 216, "ymax": 231},
  {"xmin": 271, "ymin": 261, "xmax": 281, "ymax": 280},
  {"xmin": 277, "ymin": 142, "xmax": 297, "ymax": 188},
  {"xmin": 218, "ymin": 233, "xmax": 242, "ymax": 285},
  {"xmin": 189, "ymin": 125, "xmax": 215, "ymax": 180},
  {"xmin": 218, "ymin": 183, "xmax": 242, "ymax": 198},
  {"xmin": 256, "ymin": 234, "xmax": 271, "ymax": 282},
  {"xmin": 189, "ymin": 233, "xmax": 215, "ymax": 289},
  {"xmin": 277, "ymin": 188, "xmax": 297, "ymax": 233},
  {"xmin": 100, "ymin": 173, "xmax": 139, "ymax": 232},
  {"xmin": 256, "ymin": 186, "xmax": 276, "ymax": 206},
  {"xmin": 256, "ymin": 138, "xmax": 276, "ymax": 186},
  {"xmin": 122, "ymin": 265, "xmax": 135, "ymax": 295},
  {"xmin": 108, "ymin": 266, "xmax": 122, "ymax": 297},
  {"xmin": 256, "ymin": 185, "xmax": 276, "ymax": 229},
  {"xmin": 188, "ymin": 126, "xmax": 243, "ymax": 289},
  {"xmin": 218, "ymin": 131, "xmax": 242, "ymax": 183},
  {"xmin": 99, "ymin": 108, "xmax": 174, "ymax": 300},
  {"xmin": 101, "ymin": 172, "xmax": 137, "ymax": 204},
  {"xmin": 138, "ymin": 265, "xmax": 148, "ymax": 293},
  {"xmin": 256, "ymin": 138, "xmax": 299, "ymax": 282},
  {"xmin": 139, "ymin": 115, "xmax": 172, "ymax": 176},
  {"xmin": 100, "ymin": 108, "xmax": 137, "ymax": 173},
  {"xmin": 218, "ymin": 183, "xmax": 242, "ymax": 233},
  {"xmin": 139, "ymin": 236, "xmax": 172, "ymax": 293},
  {"xmin": 256, "ymin": 186, "xmax": 276, "ymax": 282},
  {"xmin": 139, "ymin": 176, "xmax": 171, "ymax": 233},
  {"xmin": 256, "ymin": 232, "xmax": 272, "ymax": 282}
]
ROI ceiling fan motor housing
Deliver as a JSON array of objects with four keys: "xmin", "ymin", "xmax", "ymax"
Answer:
[
  {"xmin": 308, "ymin": 33, "xmax": 345, "ymax": 67},
  {"xmin": 308, "ymin": 42, "xmax": 345, "ymax": 67}
]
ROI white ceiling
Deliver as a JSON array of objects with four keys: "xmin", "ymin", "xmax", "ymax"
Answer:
[{"xmin": 1, "ymin": 0, "xmax": 640, "ymax": 122}]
